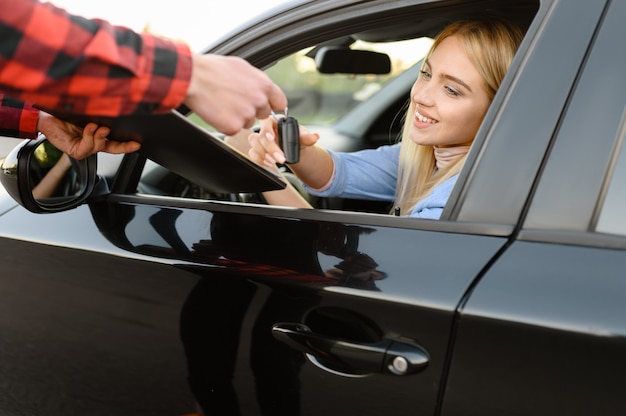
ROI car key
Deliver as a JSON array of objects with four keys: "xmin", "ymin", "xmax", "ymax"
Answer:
[{"xmin": 276, "ymin": 109, "xmax": 300, "ymax": 164}]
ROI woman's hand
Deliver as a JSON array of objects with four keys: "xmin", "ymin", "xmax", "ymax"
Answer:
[
  {"xmin": 247, "ymin": 116, "xmax": 319, "ymax": 168},
  {"xmin": 37, "ymin": 112, "xmax": 141, "ymax": 159}
]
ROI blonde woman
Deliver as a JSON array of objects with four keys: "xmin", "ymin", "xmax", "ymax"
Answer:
[{"xmin": 246, "ymin": 18, "xmax": 525, "ymax": 219}]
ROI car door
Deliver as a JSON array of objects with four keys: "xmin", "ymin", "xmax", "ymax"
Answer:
[
  {"xmin": 442, "ymin": 1, "xmax": 626, "ymax": 415},
  {"xmin": 81, "ymin": 196, "xmax": 508, "ymax": 415},
  {"xmin": 78, "ymin": 1, "xmax": 601, "ymax": 415}
]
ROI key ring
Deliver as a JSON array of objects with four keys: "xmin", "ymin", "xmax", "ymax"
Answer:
[{"xmin": 271, "ymin": 107, "xmax": 289, "ymax": 120}]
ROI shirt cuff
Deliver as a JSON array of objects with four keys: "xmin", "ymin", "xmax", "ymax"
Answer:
[{"xmin": 20, "ymin": 105, "xmax": 40, "ymax": 138}]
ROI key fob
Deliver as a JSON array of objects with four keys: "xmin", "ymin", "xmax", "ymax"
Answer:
[{"xmin": 277, "ymin": 116, "xmax": 300, "ymax": 164}]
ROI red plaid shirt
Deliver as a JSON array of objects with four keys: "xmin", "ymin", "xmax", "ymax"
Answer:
[{"xmin": 0, "ymin": 0, "xmax": 192, "ymax": 137}]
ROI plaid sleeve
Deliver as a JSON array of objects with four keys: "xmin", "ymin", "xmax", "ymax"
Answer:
[
  {"xmin": 0, "ymin": 93, "xmax": 39, "ymax": 138},
  {"xmin": 0, "ymin": 0, "xmax": 192, "ymax": 116}
]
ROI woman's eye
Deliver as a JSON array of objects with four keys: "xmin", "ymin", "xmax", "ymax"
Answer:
[
  {"xmin": 445, "ymin": 86, "xmax": 460, "ymax": 97},
  {"xmin": 419, "ymin": 70, "xmax": 431, "ymax": 80}
]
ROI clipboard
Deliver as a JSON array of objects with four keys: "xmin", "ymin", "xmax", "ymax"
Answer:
[{"xmin": 38, "ymin": 107, "xmax": 286, "ymax": 194}]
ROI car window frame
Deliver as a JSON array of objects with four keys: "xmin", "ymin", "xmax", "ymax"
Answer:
[{"xmin": 520, "ymin": 0, "xmax": 626, "ymax": 249}]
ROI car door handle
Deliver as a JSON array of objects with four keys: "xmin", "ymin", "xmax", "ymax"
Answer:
[{"xmin": 272, "ymin": 322, "xmax": 429, "ymax": 376}]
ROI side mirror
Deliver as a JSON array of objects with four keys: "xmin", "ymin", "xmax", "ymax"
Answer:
[
  {"xmin": 315, "ymin": 46, "xmax": 391, "ymax": 75},
  {"xmin": 0, "ymin": 136, "xmax": 99, "ymax": 213}
]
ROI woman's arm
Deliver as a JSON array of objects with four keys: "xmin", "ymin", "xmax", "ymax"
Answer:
[{"xmin": 32, "ymin": 153, "xmax": 72, "ymax": 200}]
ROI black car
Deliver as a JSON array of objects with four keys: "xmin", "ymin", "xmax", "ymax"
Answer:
[{"xmin": 1, "ymin": 0, "xmax": 626, "ymax": 415}]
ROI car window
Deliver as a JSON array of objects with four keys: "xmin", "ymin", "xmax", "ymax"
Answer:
[
  {"xmin": 521, "ymin": 0, "xmax": 626, "ymax": 237},
  {"xmin": 596, "ymin": 129, "xmax": 626, "ymax": 236},
  {"xmin": 138, "ymin": 37, "xmax": 433, "ymax": 205}
]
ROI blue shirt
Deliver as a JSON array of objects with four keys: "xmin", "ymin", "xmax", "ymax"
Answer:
[{"xmin": 301, "ymin": 144, "xmax": 457, "ymax": 220}]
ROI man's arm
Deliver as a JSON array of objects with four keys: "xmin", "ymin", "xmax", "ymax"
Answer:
[
  {"xmin": 0, "ymin": 0, "xmax": 287, "ymax": 135},
  {"xmin": 0, "ymin": 0, "xmax": 191, "ymax": 117}
]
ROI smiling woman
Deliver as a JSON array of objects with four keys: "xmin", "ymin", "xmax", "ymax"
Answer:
[
  {"xmin": 49, "ymin": 0, "xmax": 291, "ymax": 51},
  {"xmin": 244, "ymin": 18, "xmax": 525, "ymax": 220}
]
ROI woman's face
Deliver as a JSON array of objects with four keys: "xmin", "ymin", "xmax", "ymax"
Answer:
[{"xmin": 408, "ymin": 35, "xmax": 491, "ymax": 148}]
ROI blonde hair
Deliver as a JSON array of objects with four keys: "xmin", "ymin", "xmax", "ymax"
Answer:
[{"xmin": 394, "ymin": 19, "xmax": 524, "ymax": 215}]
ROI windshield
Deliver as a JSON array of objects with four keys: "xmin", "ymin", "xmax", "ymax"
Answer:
[
  {"xmin": 191, "ymin": 37, "xmax": 433, "ymax": 131},
  {"xmin": 266, "ymin": 38, "xmax": 433, "ymax": 125}
]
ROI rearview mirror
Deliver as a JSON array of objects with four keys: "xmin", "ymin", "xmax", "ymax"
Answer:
[
  {"xmin": 315, "ymin": 46, "xmax": 391, "ymax": 75},
  {"xmin": 0, "ymin": 136, "xmax": 99, "ymax": 213}
]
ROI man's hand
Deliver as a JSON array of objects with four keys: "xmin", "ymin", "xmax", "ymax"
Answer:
[
  {"xmin": 183, "ymin": 54, "xmax": 288, "ymax": 136},
  {"xmin": 37, "ymin": 112, "xmax": 141, "ymax": 159}
]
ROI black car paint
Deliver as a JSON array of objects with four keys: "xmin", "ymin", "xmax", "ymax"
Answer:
[
  {"xmin": 86, "ymin": 200, "xmax": 509, "ymax": 415},
  {"xmin": 1, "ymin": 0, "xmax": 625, "ymax": 415}
]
